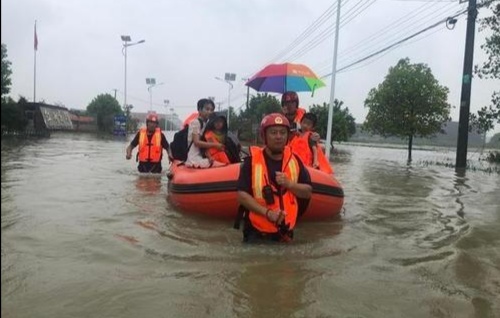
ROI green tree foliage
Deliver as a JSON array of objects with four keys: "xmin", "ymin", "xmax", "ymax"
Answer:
[
  {"xmin": 1, "ymin": 43, "xmax": 13, "ymax": 101},
  {"xmin": 309, "ymin": 100, "xmax": 356, "ymax": 142},
  {"xmin": 234, "ymin": 93, "xmax": 281, "ymax": 141},
  {"xmin": 363, "ymin": 58, "xmax": 451, "ymax": 161},
  {"xmin": 1, "ymin": 96, "xmax": 28, "ymax": 130},
  {"xmin": 86, "ymin": 93, "xmax": 123, "ymax": 132},
  {"xmin": 471, "ymin": 0, "xmax": 500, "ymax": 133}
]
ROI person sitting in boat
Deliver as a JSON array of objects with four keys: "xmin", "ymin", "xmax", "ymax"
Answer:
[
  {"xmin": 185, "ymin": 98, "xmax": 226, "ymax": 168},
  {"xmin": 126, "ymin": 113, "xmax": 170, "ymax": 173},
  {"xmin": 202, "ymin": 113, "xmax": 242, "ymax": 164},
  {"xmin": 289, "ymin": 112, "xmax": 333, "ymax": 174},
  {"xmin": 236, "ymin": 113, "xmax": 312, "ymax": 243},
  {"xmin": 281, "ymin": 91, "xmax": 320, "ymax": 144}
]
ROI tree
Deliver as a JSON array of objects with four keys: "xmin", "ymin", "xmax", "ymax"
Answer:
[
  {"xmin": 309, "ymin": 100, "xmax": 356, "ymax": 142},
  {"xmin": 1, "ymin": 96, "xmax": 28, "ymax": 130},
  {"xmin": 363, "ymin": 58, "xmax": 451, "ymax": 161},
  {"xmin": 1, "ymin": 43, "xmax": 13, "ymax": 102},
  {"xmin": 86, "ymin": 93, "xmax": 123, "ymax": 132},
  {"xmin": 471, "ymin": 0, "xmax": 500, "ymax": 134},
  {"xmin": 234, "ymin": 93, "xmax": 281, "ymax": 141}
]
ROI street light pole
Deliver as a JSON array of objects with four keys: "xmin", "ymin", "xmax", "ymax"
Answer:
[
  {"xmin": 163, "ymin": 99, "xmax": 170, "ymax": 131},
  {"xmin": 121, "ymin": 35, "xmax": 145, "ymax": 110},
  {"xmin": 215, "ymin": 74, "xmax": 235, "ymax": 129},
  {"xmin": 146, "ymin": 78, "xmax": 164, "ymax": 111}
]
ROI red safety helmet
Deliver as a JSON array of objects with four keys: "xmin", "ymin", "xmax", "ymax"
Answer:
[
  {"xmin": 260, "ymin": 113, "xmax": 290, "ymax": 141},
  {"xmin": 146, "ymin": 113, "xmax": 159, "ymax": 123},
  {"xmin": 281, "ymin": 91, "xmax": 299, "ymax": 106}
]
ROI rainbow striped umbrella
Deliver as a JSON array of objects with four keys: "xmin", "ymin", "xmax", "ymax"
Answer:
[{"xmin": 245, "ymin": 63, "xmax": 325, "ymax": 94}]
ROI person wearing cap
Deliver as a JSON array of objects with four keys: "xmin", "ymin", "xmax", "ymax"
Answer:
[
  {"xmin": 236, "ymin": 113, "xmax": 312, "ymax": 243},
  {"xmin": 281, "ymin": 91, "xmax": 306, "ymax": 130},
  {"xmin": 126, "ymin": 112, "xmax": 170, "ymax": 173},
  {"xmin": 281, "ymin": 91, "xmax": 321, "ymax": 144}
]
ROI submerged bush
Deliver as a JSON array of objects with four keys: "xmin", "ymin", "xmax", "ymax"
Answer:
[{"xmin": 486, "ymin": 151, "xmax": 500, "ymax": 163}]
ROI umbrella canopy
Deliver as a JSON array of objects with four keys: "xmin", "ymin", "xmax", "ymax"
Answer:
[{"xmin": 245, "ymin": 63, "xmax": 326, "ymax": 94}]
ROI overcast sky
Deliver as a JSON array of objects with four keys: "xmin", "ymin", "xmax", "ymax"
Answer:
[{"xmin": 2, "ymin": 0, "xmax": 499, "ymax": 134}]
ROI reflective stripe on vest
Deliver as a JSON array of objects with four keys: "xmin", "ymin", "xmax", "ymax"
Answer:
[
  {"xmin": 138, "ymin": 128, "xmax": 162, "ymax": 163},
  {"xmin": 248, "ymin": 146, "xmax": 300, "ymax": 233}
]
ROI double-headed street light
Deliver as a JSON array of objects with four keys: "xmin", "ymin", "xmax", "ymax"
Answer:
[
  {"xmin": 215, "ymin": 72, "xmax": 236, "ymax": 129},
  {"xmin": 121, "ymin": 35, "xmax": 145, "ymax": 110},
  {"xmin": 146, "ymin": 78, "xmax": 164, "ymax": 111}
]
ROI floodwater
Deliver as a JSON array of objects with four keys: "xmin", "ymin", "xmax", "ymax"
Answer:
[{"xmin": 1, "ymin": 132, "xmax": 499, "ymax": 318}]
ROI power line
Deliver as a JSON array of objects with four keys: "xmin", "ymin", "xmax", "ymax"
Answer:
[
  {"xmin": 314, "ymin": 1, "xmax": 463, "ymax": 76},
  {"xmin": 287, "ymin": 0, "xmax": 378, "ymax": 63},
  {"xmin": 265, "ymin": 2, "xmax": 338, "ymax": 64},
  {"xmin": 339, "ymin": 1, "xmax": 457, "ymax": 65},
  {"xmin": 321, "ymin": 6, "xmax": 469, "ymax": 76}
]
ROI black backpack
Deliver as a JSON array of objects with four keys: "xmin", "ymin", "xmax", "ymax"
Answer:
[{"xmin": 170, "ymin": 118, "xmax": 203, "ymax": 161}]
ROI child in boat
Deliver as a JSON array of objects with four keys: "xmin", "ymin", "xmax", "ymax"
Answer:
[
  {"xmin": 185, "ymin": 99, "xmax": 226, "ymax": 168},
  {"xmin": 203, "ymin": 113, "xmax": 241, "ymax": 164},
  {"xmin": 289, "ymin": 112, "xmax": 333, "ymax": 174}
]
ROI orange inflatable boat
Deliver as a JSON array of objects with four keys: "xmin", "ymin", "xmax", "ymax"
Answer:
[{"xmin": 167, "ymin": 161, "xmax": 344, "ymax": 220}]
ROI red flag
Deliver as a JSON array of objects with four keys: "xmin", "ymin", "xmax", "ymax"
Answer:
[{"xmin": 34, "ymin": 24, "xmax": 38, "ymax": 51}]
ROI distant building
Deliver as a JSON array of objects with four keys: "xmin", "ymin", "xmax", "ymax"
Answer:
[
  {"xmin": 24, "ymin": 103, "xmax": 74, "ymax": 131},
  {"xmin": 130, "ymin": 112, "xmax": 182, "ymax": 131},
  {"xmin": 69, "ymin": 113, "xmax": 96, "ymax": 132}
]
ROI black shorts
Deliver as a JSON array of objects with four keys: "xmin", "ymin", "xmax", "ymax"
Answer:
[{"xmin": 138, "ymin": 162, "xmax": 162, "ymax": 173}]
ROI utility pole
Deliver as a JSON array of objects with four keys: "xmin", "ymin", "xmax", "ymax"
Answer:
[
  {"xmin": 325, "ymin": 0, "xmax": 342, "ymax": 160},
  {"xmin": 113, "ymin": 89, "xmax": 118, "ymax": 100},
  {"xmin": 455, "ymin": 0, "xmax": 477, "ymax": 172}
]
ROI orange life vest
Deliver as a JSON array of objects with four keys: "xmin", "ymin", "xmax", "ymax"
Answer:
[
  {"xmin": 182, "ymin": 112, "xmax": 199, "ymax": 127},
  {"xmin": 138, "ymin": 128, "xmax": 162, "ymax": 163},
  {"xmin": 204, "ymin": 130, "xmax": 231, "ymax": 164},
  {"xmin": 289, "ymin": 131, "xmax": 313, "ymax": 165},
  {"xmin": 288, "ymin": 108, "xmax": 306, "ymax": 142},
  {"xmin": 248, "ymin": 146, "xmax": 300, "ymax": 233},
  {"xmin": 289, "ymin": 131, "xmax": 333, "ymax": 174},
  {"xmin": 293, "ymin": 107, "xmax": 306, "ymax": 124}
]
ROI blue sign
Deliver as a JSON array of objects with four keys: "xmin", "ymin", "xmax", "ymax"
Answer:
[{"xmin": 113, "ymin": 115, "xmax": 127, "ymax": 136}]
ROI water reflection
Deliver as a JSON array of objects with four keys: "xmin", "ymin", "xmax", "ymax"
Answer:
[
  {"xmin": 2, "ymin": 135, "xmax": 500, "ymax": 318},
  {"xmin": 134, "ymin": 175, "xmax": 162, "ymax": 194},
  {"xmin": 235, "ymin": 261, "xmax": 310, "ymax": 318},
  {"xmin": 452, "ymin": 173, "xmax": 469, "ymax": 218}
]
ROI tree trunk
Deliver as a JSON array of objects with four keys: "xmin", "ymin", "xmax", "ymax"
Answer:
[{"xmin": 407, "ymin": 134, "xmax": 413, "ymax": 163}]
